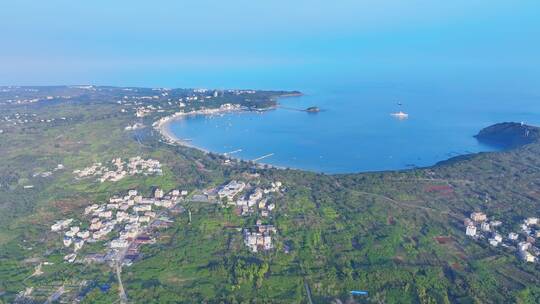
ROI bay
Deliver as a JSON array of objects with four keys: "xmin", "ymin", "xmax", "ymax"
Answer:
[{"xmin": 168, "ymin": 80, "xmax": 540, "ymax": 173}]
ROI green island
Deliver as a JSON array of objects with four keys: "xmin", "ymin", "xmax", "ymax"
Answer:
[{"xmin": 0, "ymin": 86, "xmax": 539, "ymax": 304}]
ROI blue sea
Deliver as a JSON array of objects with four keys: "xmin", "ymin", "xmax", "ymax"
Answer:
[{"xmin": 167, "ymin": 74, "xmax": 540, "ymax": 173}]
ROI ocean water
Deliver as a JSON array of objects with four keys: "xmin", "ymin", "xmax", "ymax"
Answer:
[{"xmin": 167, "ymin": 76, "xmax": 540, "ymax": 174}]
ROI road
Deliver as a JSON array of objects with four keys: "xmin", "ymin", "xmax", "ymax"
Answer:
[
  {"xmin": 354, "ymin": 190, "xmax": 461, "ymax": 220},
  {"xmin": 113, "ymin": 208, "xmax": 172, "ymax": 304},
  {"xmin": 304, "ymin": 279, "xmax": 314, "ymax": 304},
  {"xmin": 45, "ymin": 285, "xmax": 64, "ymax": 304},
  {"xmin": 116, "ymin": 261, "xmax": 128, "ymax": 304}
]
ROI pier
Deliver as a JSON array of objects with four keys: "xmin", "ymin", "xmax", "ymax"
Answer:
[
  {"xmin": 252, "ymin": 153, "xmax": 274, "ymax": 162},
  {"xmin": 223, "ymin": 149, "xmax": 242, "ymax": 156}
]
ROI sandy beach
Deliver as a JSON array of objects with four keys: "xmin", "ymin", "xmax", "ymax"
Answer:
[
  {"xmin": 154, "ymin": 112, "xmax": 210, "ymax": 153},
  {"xmin": 153, "ymin": 105, "xmax": 285, "ymax": 169},
  {"xmin": 153, "ymin": 104, "xmax": 256, "ymax": 154}
]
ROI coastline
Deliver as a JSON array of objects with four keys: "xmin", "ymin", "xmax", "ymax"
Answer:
[
  {"xmin": 153, "ymin": 92, "xmax": 303, "ymax": 150},
  {"xmin": 153, "ymin": 100, "xmax": 295, "ymax": 171},
  {"xmin": 153, "ymin": 107, "xmax": 524, "ymax": 174},
  {"xmin": 153, "ymin": 104, "xmax": 275, "ymax": 157}
]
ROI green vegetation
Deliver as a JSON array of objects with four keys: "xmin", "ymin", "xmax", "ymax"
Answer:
[{"xmin": 0, "ymin": 86, "xmax": 539, "ymax": 303}]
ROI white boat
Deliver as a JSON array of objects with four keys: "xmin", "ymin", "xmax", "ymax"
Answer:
[{"xmin": 390, "ymin": 111, "xmax": 409, "ymax": 119}]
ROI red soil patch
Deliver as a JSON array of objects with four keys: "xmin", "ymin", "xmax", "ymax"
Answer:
[
  {"xmin": 425, "ymin": 185, "xmax": 454, "ymax": 196},
  {"xmin": 223, "ymin": 222, "xmax": 241, "ymax": 229},
  {"xmin": 434, "ymin": 236, "xmax": 454, "ymax": 244},
  {"xmin": 450, "ymin": 262, "xmax": 462, "ymax": 270},
  {"xmin": 51, "ymin": 199, "xmax": 88, "ymax": 214}
]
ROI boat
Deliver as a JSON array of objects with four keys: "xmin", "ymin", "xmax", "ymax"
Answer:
[{"xmin": 390, "ymin": 111, "xmax": 409, "ymax": 119}]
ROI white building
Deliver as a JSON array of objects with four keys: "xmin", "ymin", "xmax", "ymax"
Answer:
[
  {"xmin": 471, "ymin": 212, "xmax": 487, "ymax": 222},
  {"xmin": 218, "ymin": 180, "xmax": 246, "ymax": 200},
  {"xmin": 84, "ymin": 204, "xmax": 99, "ymax": 215},
  {"xmin": 107, "ymin": 203, "xmax": 119, "ymax": 210},
  {"xmin": 110, "ymin": 239, "xmax": 129, "ymax": 248},
  {"xmin": 64, "ymin": 253, "xmax": 77, "ymax": 263},
  {"xmin": 90, "ymin": 221, "xmax": 102, "ymax": 231},
  {"xmin": 74, "ymin": 239, "xmax": 85, "ymax": 251},
  {"xmin": 77, "ymin": 230, "xmax": 90, "ymax": 239},
  {"xmin": 518, "ymin": 242, "xmax": 531, "ymax": 252},
  {"xmin": 525, "ymin": 218, "xmax": 539, "ymax": 226},
  {"xmin": 138, "ymin": 216, "xmax": 151, "ymax": 223},
  {"xmin": 466, "ymin": 225, "xmax": 477, "ymax": 237},
  {"xmin": 50, "ymin": 219, "xmax": 73, "ymax": 232},
  {"xmin": 520, "ymin": 250, "xmax": 536, "ymax": 263},
  {"xmin": 134, "ymin": 205, "xmax": 152, "ymax": 212},
  {"xmin": 98, "ymin": 211, "xmax": 113, "ymax": 218},
  {"xmin": 154, "ymin": 188, "xmax": 164, "ymax": 199}
]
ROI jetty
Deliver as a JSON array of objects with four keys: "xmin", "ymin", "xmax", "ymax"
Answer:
[
  {"xmin": 252, "ymin": 153, "xmax": 274, "ymax": 162},
  {"xmin": 223, "ymin": 149, "xmax": 242, "ymax": 156}
]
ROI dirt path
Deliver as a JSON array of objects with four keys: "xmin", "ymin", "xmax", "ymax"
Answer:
[{"xmin": 354, "ymin": 190, "xmax": 461, "ymax": 219}]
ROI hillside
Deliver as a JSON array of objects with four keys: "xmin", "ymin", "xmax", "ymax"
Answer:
[{"xmin": 0, "ymin": 86, "xmax": 539, "ymax": 304}]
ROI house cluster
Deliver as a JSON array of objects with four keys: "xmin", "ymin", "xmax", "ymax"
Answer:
[
  {"xmin": 50, "ymin": 218, "xmax": 87, "ymax": 263},
  {"xmin": 219, "ymin": 180, "xmax": 282, "ymax": 217},
  {"xmin": 230, "ymin": 89, "xmax": 256, "ymax": 95},
  {"xmin": 129, "ymin": 91, "xmax": 217, "ymax": 118},
  {"xmin": 465, "ymin": 211, "xmax": 540, "ymax": 263},
  {"xmin": 130, "ymin": 88, "xmax": 240, "ymax": 121},
  {"xmin": 73, "ymin": 157, "xmax": 162, "ymax": 182},
  {"xmin": 135, "ymin": 105, "xmax": 161, "ymax": 117},
  {"xmin": 32, "ymin": 164, "xmax": 64, "ymax": 178},
  {"xmin": 51, "ymin": 187, "xmax": 188, "ymax": 264},
  {"xmin": 2, "ymin": 112, "xmax": 69, "ymax": 126},
  {"xmin": 217, "ymin": 180, "xmax": 283, "ymax": 252},
  {"xmin": 243, "ymin": 220, "xmax": 277, "ymax": 253},
  {"xmin": 1, "ymin": 94, "xmax": 72, "ymax": 105},
  {"xmin": 124, "ymin": 122, "xmax": 145, "ymax": 131}
]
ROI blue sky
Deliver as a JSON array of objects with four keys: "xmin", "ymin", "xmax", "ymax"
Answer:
[{"xmin": 1, "ymin": 0, "xmax": 539, "ymax": 88}]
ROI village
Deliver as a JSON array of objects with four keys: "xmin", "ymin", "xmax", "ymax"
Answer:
[
  {"xmin": 47, "ymin": 176, "xmax": 285, "ymax": 269},
  {"xmin": 465, "ymin": 211, "xmax": 540, "ymax": 263},
  {"xmin": 2, "ymin": 112, "xmax": 71, "ymax": 126},
  {"xmin": 50, "ymin": 187, "xmax": 188, "ymax": 266},
  {"xmin": 73, "ymin": 157, "xmax": 162, "ymax": 182},
  {"xmin": 118, "ymin": 88, "xmax": 224, "ymax": 118},
  {"xmin": 216, "ymin": 180, "xmax": 283, "ymax": 253},
  {"xmin": 116, "ymin": 86, "xmax": 259, "ymax": 122},
  {"xmin": 0, "ymin": 95, "xmax": 73, "ymax": 106}
]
